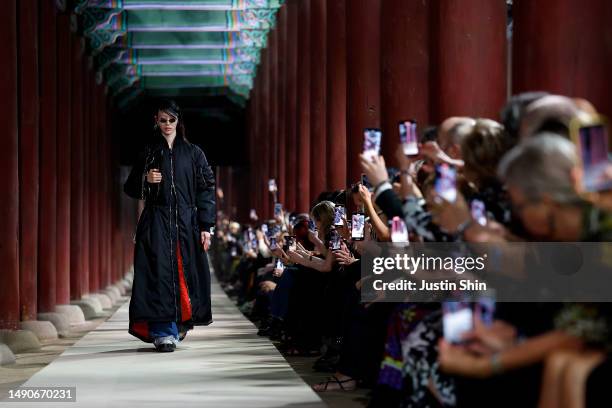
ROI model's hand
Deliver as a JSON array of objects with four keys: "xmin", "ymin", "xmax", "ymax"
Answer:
[
  {"xmin": 201, "ymin": 231, "xmax": 211, "ymax": 251},
  {"xmin": 146, "ymin": 168, "xmax": 162, "ymax": 183}
]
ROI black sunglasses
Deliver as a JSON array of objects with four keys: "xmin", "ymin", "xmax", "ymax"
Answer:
[{"xmin": 158, "ymin": 118, "xmax": 177, "ymax": 124}]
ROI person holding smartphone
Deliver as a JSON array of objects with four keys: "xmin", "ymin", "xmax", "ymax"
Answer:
[
  {"xmin": 355, "ymin": 183, "xmax": 390, "ymax": 241},
  {"xmin": 284, "ymin": 201, "xmax": 336, "ymax": 273},
  {"xmin": 123, "ymin": 99, "xmax": 216, "ymax": 352}
]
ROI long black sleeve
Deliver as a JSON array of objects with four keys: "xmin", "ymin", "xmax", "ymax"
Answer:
[
  {"xmin": 193, "ymin": 146, "xmax": 216, "ymax": 230},
  {"xmin": 123, "ymin": 148, "xmax": 148, "ymax": 200}
]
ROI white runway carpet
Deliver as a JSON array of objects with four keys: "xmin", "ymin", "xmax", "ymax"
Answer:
[{"xmin": 0, "ymin": 278, "xmax": 326, "ymax": 408}]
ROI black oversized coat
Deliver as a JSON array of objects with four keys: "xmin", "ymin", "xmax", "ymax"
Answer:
[{"xmin": 123, "ymin": 134, "xmax": 215, "ymax": 342}]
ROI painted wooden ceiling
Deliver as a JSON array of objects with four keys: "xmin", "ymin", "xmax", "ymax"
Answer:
[{"xmin": 66, "ymin": 0, "xmax": 282, "ymax": 110}]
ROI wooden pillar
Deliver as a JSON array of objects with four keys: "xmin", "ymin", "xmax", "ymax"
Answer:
[
  {"xmin": 346, "ymin": 0, "xmax": 382, "ymax": 185},
  {"xmin": 253, "ymin": 71, "xmax": 263, "ymax": 219},
  {"xmin": 285, "ymin": 0, "xmax": 298, "ymax": 212},
  {"xmin": 269, "ymin": 30, "xmax": 279, "ymax": 209},
  {"xmin": 18, "ymin": 0, "xmax": 40, "ymax": 321},
  {"xmin": 325, "ymin": 0, "xmax": 347, "ymax": 191},
  {"xmin": 381, "ymin": 0, "xmax": 430, "ymax": 167},
  {"xmin": 38, "ymin": 1, "xmax": 58, "ymax": 313},
  {"xmin": 89, "ymin": 74, "xmax": 99, "ymax": 294},
  {"xmin": 513, "ymin": 0, "xmax": 612, "ymax": 119},
  {"xmin": 70, "ymin": 33, "xmax": 84, "ymax": 300},
  {"xmin": 276, "ymin": 6, "xmax": 287, "ymax": 206},
  {"xmin": 81, "ymin": 61, "xmax": 91, "ymax": 295},
  {"xmin": 246, "ymin": 99, "xmax": 255, "ymax": 220},
  {"xmin": 430, "ymin": 0, "xmax": 507, "ymax": 122},
  {"xmin": 0, "ymin": 0, "xmax": 19, "ymax": 329},
  {"xmin": 310, "ymin": 0, "xmax": 327, "ymax": 200},
  {"xmin": 261, "ymin": 47, "xmax": 270, "ymax": 219},
  {"xmin": 296, "ymin": 0, "xmax": 311, "ymax": 212},
  {"xmin": 56, "ymin": 13, "xmax": 72, "ymax": 305},
  {"xmin": 103, "ymin": 92, "xmax": 109, "ymax": 286}
]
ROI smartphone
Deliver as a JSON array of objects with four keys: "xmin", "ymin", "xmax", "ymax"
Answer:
[
  {"xmin": 249, "ymin": 208, "xmax": 258, "ymax": 221},
  {"xmin": 351, "ymin": 213, "xmax": 365, "ymax": 241},
  {"xmin": 330, "ymin": 231, "xmax": 342, "ymax": 250},
  {"xmin": 470, "ymin": 199, "xmax": 487, "ymax": 227},
  {"xmin": 275, "ymin": 258, "xmax": 285, "ymax": 270},
  {"xmin": 333, "ymin": 205, "xmax": 346, "ymax": 226},
  {"xmin": 442, "ymin": 301, "xmax": 473, "ymax": 344},
  {"xmin": 475, "ymin": 295, "xmax": 496, "ymax": 327},
  {"xmin": 269, "ymin": 237, "xmax": 278, "ymax": 250},
  {"xmin": 268, "ymin": 178, "xmax": 278, "ymax": 192},
  {"xmin": 283, "ymin": 235, "xmax": 296, "ymax": 252},
  {"xmin": 434, "ymin": 164, "xmax": 457, "ymax": 203},
  {"xmin": 399, "ymin": 119, "xmax": 419, "ymax": 156},
  {"xmin": 361, "ymin": 173, "xmax": 373, "ymax": 191},
  {"xmin": 261, "ymin": 224, "xmax": 269, "ymax": 236},
  {"xmin": 391, "ymin": 216, "xmax": 409, "ymax": 243},
  {"xmin": 570, "ymin": 117, "xmax": 612, "ymax": 192},
  {"xmin": 274, "ymin": 203, "xmax": 283, "ymax": 218},
  {"xmin": 363, "ymin": 128, "xmax": 382, "ymax": 161},
  {"xmin": 308, "ymin": 218, "xmax": 316, "ymax": 231}
]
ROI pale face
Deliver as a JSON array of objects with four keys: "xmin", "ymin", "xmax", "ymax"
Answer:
[{"xmin": 156, "ymin": 110, "xmax": 178, "ymax": 138}]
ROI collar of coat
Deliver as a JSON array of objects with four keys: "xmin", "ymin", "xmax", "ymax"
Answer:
[{"xmin": 151, "ymin": 132, "xmax": 189, "ymax": 151}]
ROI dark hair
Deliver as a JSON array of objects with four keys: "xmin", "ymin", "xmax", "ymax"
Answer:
[
  {"xmin": 155, "ymin": 99, "xmax": 188, "ymax": 141},
  {"xmin": 500, "ymin": 92, "xmax": 549, "ymax": 143},
  {"xmin": 420, "ymin": 126, "xmax": 439, "ymax": 143}
]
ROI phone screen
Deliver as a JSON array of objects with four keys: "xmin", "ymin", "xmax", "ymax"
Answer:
[
  {"xmin": 275, "ymin": 258, "xmax": 284, "ymax": 270},
  {"xmin": 399, "ymin": 120, "xmax": 419, "ymax": 156},
  {"xmin": 435, "ymin": 164, "xmax": 457, "ymax": 203},
  {"xmin": 475, "ymin": 296, "xmax": 496, "ymax": 326},
  {"xmin": 470, "ymin": 199, "xmax": 487, "ymax": 226},
  {"xmin": 274, "ymin": 203, "xmax": 283, "ymax": 217},
  {"xmin": 363, "ymin": 128, "xmax": 382, "ymax": 161},
  {"xmin": 334, "ymin": 205, "xmax": 346, "ymax": 226},
  {"xmin": 330, "ymin": 230, "xmax": 342, "ymax": 250},
  {"xmin": 442, "ymin": 301, "xmax": 473, "ymax": 344},
  {"xmin": 361, "ymin": 173, "xmax": 373, "ymax": 191},
  {"xmin": 391, "ymin": 216, "xmax": 409, "ymax": 243},
  {"xmin": 269, "ymin": 237, "xmax": 278, "ymax": 250},
  {"xmin": 261, "ymin": 224, "xmax": 269, "ymax": 236},
  {"xmin": 268, "ymin": 178, "xmax": 277, "ymax": 192},
  {"xmin": 284, "ymin": 236, "xmax": 296, "ymax": 252},
  {"xmin": 351, "ymin": 213, "xmax": 365, "ymax": 240},
  {"xmin": 577, "ymin": 124, "xmax": 612, "ymax": 192}
]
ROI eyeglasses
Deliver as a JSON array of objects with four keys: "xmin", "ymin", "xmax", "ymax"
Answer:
[{"xmin": 158, "ymin": 118, "xmax": 177, "ymax": 125}]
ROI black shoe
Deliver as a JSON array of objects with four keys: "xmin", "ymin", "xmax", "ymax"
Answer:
[
  {"xmin": 257, "ymin": 317, "xmax": 273, "ymax": 336},
  {"xmin": 313, "ymin": 353, "xmax": 340, "ymax": 372}
]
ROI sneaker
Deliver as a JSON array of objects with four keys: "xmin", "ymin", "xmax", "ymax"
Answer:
[{"xmin": 153, "ymin": 336, "xmax": 176, "ymax": 352}]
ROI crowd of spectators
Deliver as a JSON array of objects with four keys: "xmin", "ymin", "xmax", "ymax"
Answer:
[{"xmin": 211, "ymin": 92, "xmax": 612, "ymax": 408}]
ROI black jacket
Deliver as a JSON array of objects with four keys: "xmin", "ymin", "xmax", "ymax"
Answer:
[{"xmin": 123, "ymin": 135, "xmax": 215, "ymax": 341}]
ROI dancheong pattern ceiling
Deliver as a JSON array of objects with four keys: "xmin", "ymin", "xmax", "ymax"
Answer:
[{"xmin": 63, "ymin": 0, "xmax": 283, "ymax": 109}]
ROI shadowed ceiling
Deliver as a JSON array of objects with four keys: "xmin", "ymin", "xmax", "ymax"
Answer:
[{"xmin": 66, "ymin": 0, "xmax": 283, "ymax": 166}]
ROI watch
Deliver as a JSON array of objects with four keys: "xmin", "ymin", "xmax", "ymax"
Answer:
[{"xmin": 456, "ymin": 219, "xmax": 474, "ymax": 239}]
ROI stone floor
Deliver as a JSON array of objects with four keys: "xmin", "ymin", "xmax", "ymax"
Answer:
[{"xmin": 0, "ymin": 279, "xmax": 330, "ymax": 408}]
